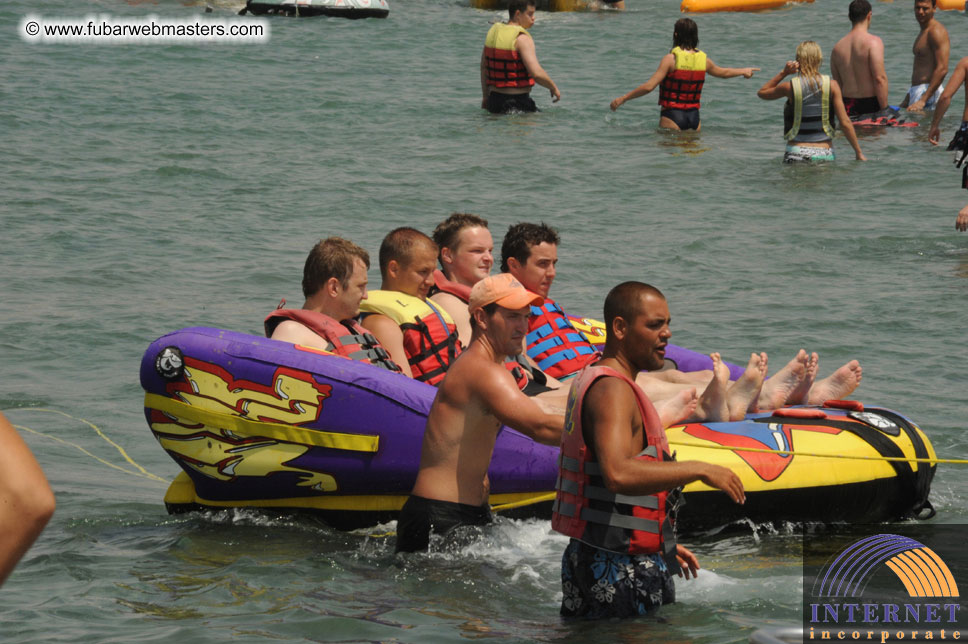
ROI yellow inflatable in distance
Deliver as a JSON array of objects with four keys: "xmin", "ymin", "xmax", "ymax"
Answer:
[
  {"xmin": 471, "ymin": 0, "xmax": 589, "ymax": 10},
  {"xmin": 681, "ymin": 0, "xmax": 812, "ymax": 13}
]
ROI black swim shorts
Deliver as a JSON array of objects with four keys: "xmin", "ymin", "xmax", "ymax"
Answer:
[
  {"xmin": 395, "ymin": 494, "xmax": 492, "ymax": 553},
  {"xmin": 485, "ymin": 91, "xmax": 538, "ymax": 115},
  {"xmin": 843, "ymin": 96, "xmax": 881, "ymax": 119},
  {"xmin": 660, "ymin": 108, "xmax": 700, "ymax": 131}
]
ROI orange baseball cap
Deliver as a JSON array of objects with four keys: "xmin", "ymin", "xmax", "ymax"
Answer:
[{"xmin": 468, "ymin": 273, "xmax": 543, "ymax": 314}]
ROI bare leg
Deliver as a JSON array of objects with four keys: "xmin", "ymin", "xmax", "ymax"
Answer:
[
  {"xmin": 693, "ymin": 353, "xmax": 730, "ymax": 422},
  {"xmin": 757, "ymin": 351, "xmax": 806, "ymax": 410},
  {"xmin": 655, "ymin": 387, "xmax": 699, "ymax": 428},
  {"xmin": 807, "ymin": 360, "xmax": 863, "ymax": 405},
  {"xmin": 727, "ymin": 352, "xmax": 768, "ymax": 421},
  {"xmin": 787, "ymin": 351, "xmax": 818, "ymax": 405}
]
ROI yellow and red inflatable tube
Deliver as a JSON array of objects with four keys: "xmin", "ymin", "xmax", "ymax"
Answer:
[{"xmin": 681, "ymin": 0, "xmax": 813, "ymax": 13}]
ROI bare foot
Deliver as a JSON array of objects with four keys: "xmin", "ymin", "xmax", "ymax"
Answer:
[
  {"xmin": 757, "ymin": 351, "xmax": 806, "ymax": 410},
  {"xmin": 727, "ymin": 352, "xmax": 768, "ymax": 420},
  {"xmin": 696, "ymin": 353, "xmax": 730, "ymax": 422},
  {"xmin": 786, "ymin": 351, "xmax": 818, "ymax": 405},
  {"xmin": 656, "ymin": 387, "xmax": 699, "ymax": 427},
  {"xmin": 807, "ymin": 360, "xmax": 863, "ymax": 405}
]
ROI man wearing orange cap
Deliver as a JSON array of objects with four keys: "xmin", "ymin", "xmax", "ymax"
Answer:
[{"xmin": 395, "ymin": 273, "xmax": 565, "ymax": 553}]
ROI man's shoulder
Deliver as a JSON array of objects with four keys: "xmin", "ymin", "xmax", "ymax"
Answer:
[{"xmin": 928, "ymin": 19, "xmax": 949, "ymax": 40}]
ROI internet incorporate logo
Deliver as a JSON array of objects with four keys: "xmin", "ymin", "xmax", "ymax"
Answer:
[{"xmin": 806, "ymin": 533, "xmax": 963, "ymax": 643}]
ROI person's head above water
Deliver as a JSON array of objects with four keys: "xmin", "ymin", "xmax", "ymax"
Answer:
[
  {"xmin": 795, "ymin": 41, "xmax": 823, "ymax": 78},
  {"xmin": 378, "ymin": 227, "xmax": 438, "ymax": 300},
  {"xmin": 848, "ymin": 0, "xmax": 872, "ymax": 24},
  {"xmin": 507, "ymin": 0, "xmax": 536, "ymax": 23},
  {"xmin": 602, "ymin": 281, "xmax": 670, "ymax": 373},
  {"xmin": 500, "ymin": 222, "xmax": 560, "ymax": 299},
  {"xmin": 673, "ymin": 18, "xmax": 698, "ymax": 50},
  {"xmin": 432, "ymin": 213, "xmax": 493, "ymax": 287},
  {"xmin": 302, "ymin": 236, "xmax": 370, "ymax": 320}
]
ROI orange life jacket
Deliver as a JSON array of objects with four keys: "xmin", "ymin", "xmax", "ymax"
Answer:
[
  {"xmin": 552, "ymin": 365, "xmax": 680, "ymax": 560},
  {"xmin": 484, "ymin": 22, "xmax": 535, "ymax": 89},
  {"xmin": 264, "ymin": 307, "xmax": 402, "ymax": 373},
  {"xmin": 658, "ymin": 47, "xmax": 707, "ymax": 110},
  {"xmin": 526, "ymin": 298, "xmax": 599, "ymax": 379}
]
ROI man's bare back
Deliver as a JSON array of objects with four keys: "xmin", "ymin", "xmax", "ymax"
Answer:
[{"xmin": 831, "ymin": 29, "xmax": 886, "ymax": 105}]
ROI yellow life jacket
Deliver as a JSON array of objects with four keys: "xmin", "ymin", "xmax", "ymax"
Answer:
[
  {"xmin": 658, "ymin": 47, "xmax": 707, "ymax": 110},
  {"xmin": 484, "ymin": 23, "xmax": 535, "ymax": 89}
]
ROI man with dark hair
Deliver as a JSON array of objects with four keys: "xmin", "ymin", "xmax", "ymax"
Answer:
[
  {"xmin": 553, "ymin": 281, "xmax": 745, "ymax": 619},
  {"xmin": 396, "ymin": 274, "xmax": 563, "ymax": 553},
  {"xmin": 265, "ymin": 237, "xmax": 401, "ymax": 372},
  {"xmin": 481, "ymin": 0, "xmax": 560, "ymax": 114},
  {"xmin": 430, "ymin": 213, "xmax": 494, "ymax": 345},
  {"xmin": 360, "ymin": 228, "xmax": 462, "ymax": 386},
  {"xmin": 901, "ymin": 0, "xmax": 949, "ymax": 113},
  {"xmin": 831, "ymin": 0, "xmax": 889, "ymax": 118}
]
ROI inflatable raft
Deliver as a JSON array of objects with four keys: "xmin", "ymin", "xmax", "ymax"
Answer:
[
  {"xmin": 681, "ymin": 0, "xmax": 813, "ymax": 13},
  {"xmin": 239, "ymin": 0, "xmax": 389, "ymax": 18},
  {"xmin": 142, "ymin": 327, "xmax": 935, "ymax": 531}
]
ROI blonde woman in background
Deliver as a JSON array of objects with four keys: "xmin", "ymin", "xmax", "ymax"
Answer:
[{"xmin": 758, "ymin": 41, "xmax": 866, "ymax": 163}]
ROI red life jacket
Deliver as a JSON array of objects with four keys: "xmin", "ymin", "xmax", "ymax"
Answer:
[
  {"xmin": 430, "ymin": 270, "xmax": 532, "ymax": 390},
  {"xmin": 359, "ymin": 290, "xmax": 462, "ymax": 386},
  {"xmin": 525, "ymin": 298, "xmax": 600, "ymax": 379},
  {"xmin": 658, "ymin": 47, "xmax": 707, "ymax": 110},
  {"xmin": 483, "ymin": 22, "xmax": 535, "ymax": 89},
  {"xmin": 552, "ymin": 365, "xmax": 680, "ymax": 560},
  {"xmin": 264, "ymin": 307, "xmax": 402, "ymax": 373}
]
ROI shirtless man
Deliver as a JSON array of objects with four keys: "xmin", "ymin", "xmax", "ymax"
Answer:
[
  {"xmin": 265, "ymin": 237, "xmax": 401, "ymax": 373},
  {"xmin": 395, "ymin": 274, "xmax": 564, "ymax": 553},
  {"xmin": 928, "ymin": 56, "xmax": 968, "ymax": 150},
  {"xmin": 430, "ymin": 213, "xmax": 494, "ymax": 347},
  {"xmin": 831, "ymin": 0, "xmax": 889, "ymax": 118},
  {"xmin": 959, "ymin": 204, "xmax": 968, "ymax": 232},
  {"xmin": 553, "ymin": 282, "xmax": 744, "ymax": 619},
  {"xmin": 901, "ymin": 0, "xmax": 949, "ymax": 113},
  {"xmin": 481, "ymin": 0, "xmax": 560, "ymax": 114},
  {"xmin": 360, "ymin": 228, "xmax": 461, "ymax": 386}
]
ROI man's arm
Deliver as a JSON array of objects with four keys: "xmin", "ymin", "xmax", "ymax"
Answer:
[
  {"xmin": 831, "ymin": 80, "xmax": 867, "ymax": 161},
  {"xmin": 611, "ymin": 54, "xmax": 675, "ymax": 110},
  {"xmin": 476, "ymin": 362, "xmax": 563, "ymax": 445},
  {"xmin": 0, "ymin": 412, "xmax": 55, "ymax": 586},
  {"xmin": 929, "ymin": 59, "xmax": 966, "ymax": 144},
  {"xmin": 706, "ymin": 59, "xmax": 759, "ymax": 80},
  {"xmin": 909, "ymin": 25, "xmax": 950, "ymax": 112},
  {"xmin": 585, "ymin": 378, "xmax": 745, "ymax": 502},
  {"xmin": 516, "ymin": 33, "xmax": 560, "ymax": 103},
  {"xmin": 360, "ymin": 314, "xmax": 413, "ymax": 378},
  {"xmin": 868, "ymin": 37, "xmax": 889, "ymax": 110}
]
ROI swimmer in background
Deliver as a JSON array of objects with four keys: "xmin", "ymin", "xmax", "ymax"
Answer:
[
  {"xmin": 958, "ymin": 204, "xmax": 968, "ymax": 232},
  {"xmin": 481, "ymin": 0, "xmax": 560, "ymax": 114},
  {"xmin": 757, "ymin": 41, "xmax": 866, "ymax": 163},
  {"xmin": 830, "ymin": 0, "xmax": 889, "ymax": 119},
  {"xmin": 927, "ymin": 56, "xmax": 968, "ymax": 149},
  {"xmin": 609, "ymin": 18, "xmax": 759, "ymax": 131},
  {"xmin": 900, "ymin": 0, "xmax": 949, "ymax": 113}
]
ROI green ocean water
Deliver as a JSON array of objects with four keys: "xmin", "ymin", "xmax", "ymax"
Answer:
[{"xmin": 1, "ymin": 0, "xmax": 967, "ymax": 641}]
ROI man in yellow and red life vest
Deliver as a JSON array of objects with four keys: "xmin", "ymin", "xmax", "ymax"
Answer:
[
  {"xmin": 553, "ymin": 281, "xmax": 745, "ymax": 619},
  {"xmin": 265, "ymin": 237, "xmax": 401, "ymax": 373},
  {"xmin": 481, "ymin": 0, "xmax": 561, "ymax": 115},
  {"xmin": 609, "ymin": 18, "xmax": 758, "ymax": 131},
  {"xmin": 360, "ymin": 228, "xmax": 462, "ymax": 386}
]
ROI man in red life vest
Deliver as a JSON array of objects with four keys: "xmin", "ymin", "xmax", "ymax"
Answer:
[
  {"xmin": 481, "ymin": 0, "xmax": 561, "ymax": 114},
  {"xmin": 553, "ymin": 281, "xmax": 745, "ymax": 619},
  {"xmin": 395, "ymin": 273, "xmax": 564, "ymax": 553},
  {"xmin": 360, "ymin": 228, "xmax": 463, "ymax": 386},
  {"xmin": 429, "ymin": 213, "xmax": 495, "ymax": 347},
  {"xmin": 264, "ymin": 237, "xmax": 401, "ymax": 373}
]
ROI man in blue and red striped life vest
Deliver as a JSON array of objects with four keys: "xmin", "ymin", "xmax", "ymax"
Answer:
[{"xmin": 553, "ymin": 281, "xmax": 745, "ymax": 619}]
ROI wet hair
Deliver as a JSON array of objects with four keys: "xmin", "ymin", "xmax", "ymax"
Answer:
[
  {"xmin": 378, "ymin": 227, "xmax": 437, "ymax": 279},
  {"xmin": 603, "ymin": 282, "xmax": 666, "ymax": 332},
  {"xmin": 432, "ymin": 213, "xmax": 489, "ymax": 267},
  {"xmin": 795, "ymin": 41, "xmax": 823, "ymax": 90},
  {"xmin": 848, "ymin": 0, "xmax": 872, "ymax": 23},
  {"xmin": 508, "ymin": 0, "xmax": 535, "ymax": 20},
  {"xmin": 672, "ymin": 18, "xmax": 699, "ymax": 50},
  {"xmin": 302, "ymin": 237, "xmax": 370, "ymax": 298},
  {"xmin": 499, "ymin": 222, "xmax": 560, "ymax": 273}
]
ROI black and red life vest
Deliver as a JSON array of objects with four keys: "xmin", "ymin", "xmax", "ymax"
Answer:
[
  {"xmin": 359, "ymin": 290, "xmax": 462, "ymax": 386},
  {"xmin": 483, "ymin": 22, "xmax": 535, "ymax": 89},
  {"xmin": 552, "ymin": 365, "xmax": 680, "ymax": 560},
  {"xmin": 264, "ymin": 307, "xmax": 402, "ymax": 373},
  {"xmin": 658, "ymin": 47, "xmax": 707, "ymax": 110},
  {"xmin": 525, "ymin": 298, "xmax": 599, "ymax": 380}
]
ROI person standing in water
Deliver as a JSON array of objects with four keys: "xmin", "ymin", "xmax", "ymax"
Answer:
[
  {"xmin": 757, "ymin": 41, "xmax": 866, "ymax": 163},
  {"xmin": 609, "ymin": 19, "xmax": 759, "ymax": 131},
  {"xmin": 900, "ymin": 0, "xmax": 949, "ymax": 113}
]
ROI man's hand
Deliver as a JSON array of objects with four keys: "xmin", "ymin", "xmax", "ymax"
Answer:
[
  {"xmin": 676, "ymin": 544, "xmax": 700, "ymax": 579},
  {"xmin": 700, "ymin": 463, "xmax": 745, "ymax": 504},
  {"xmin": 907, "ymin": 98, "xmax": 927, "ymax": 113},
  {"xmin": 550, "ymin": 86, "xmax": 561, "ymax": 103},
  {"xmin": 929, "ymin": 125, "xmax": 942, "ymax": 145},
  {"xmin": 610, "ymin": 96, "xmax": 624, "ymax": 111},
  {"xmin": 741, "ymin": 67, "xmax": 761, "ymax": 79}
]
